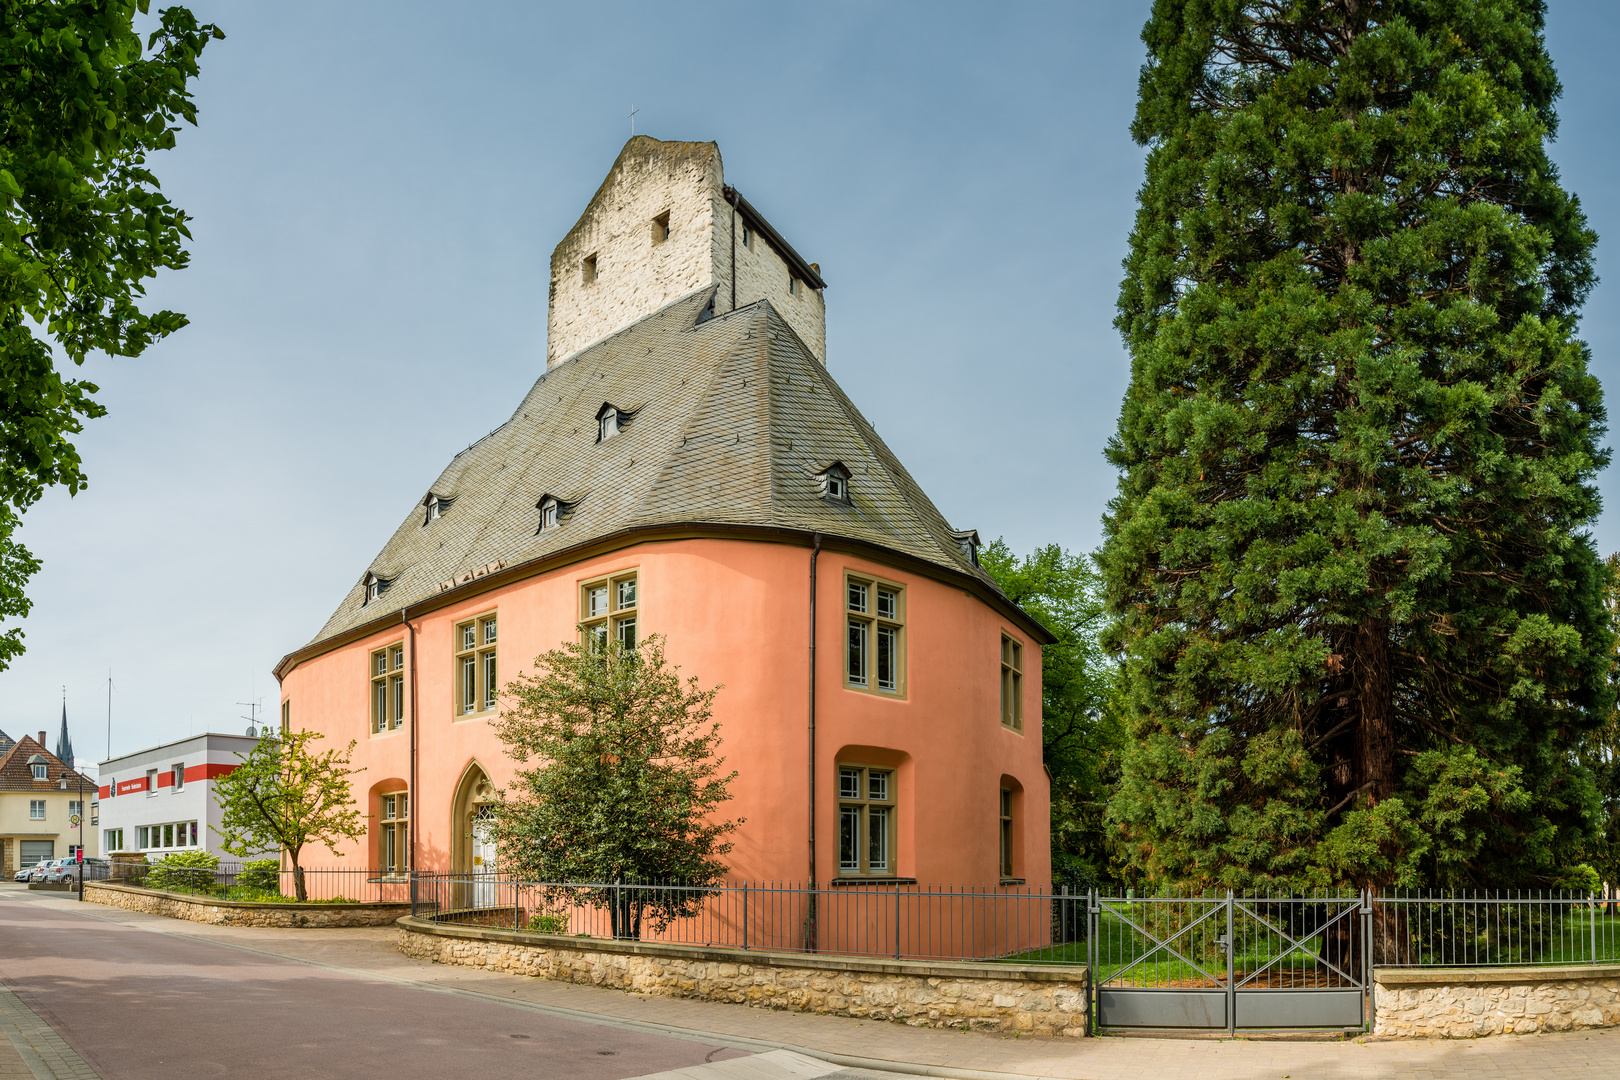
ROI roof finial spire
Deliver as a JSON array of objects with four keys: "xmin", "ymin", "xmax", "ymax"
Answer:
[{"xmin": 628, "ymin": 103, "xmax": 639, "ymax": 137}]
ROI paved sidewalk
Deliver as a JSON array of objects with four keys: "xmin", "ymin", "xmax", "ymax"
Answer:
[
  {"xmin": 10, "ymin": 887, "xmax": 1620, "ymax": 1078},
  {"xmin": 0, "ymin": 980, "xmax": 98, "ymax": 1080}
]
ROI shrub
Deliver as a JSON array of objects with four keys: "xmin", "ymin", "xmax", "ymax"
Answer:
[
  {"xmin": 527, "ymin": 913, "xmax": 567, "ymax": 934},
  {"xmin": 146, "ymin": 850, "xmax": 221, "ymax": 894},
  {"xmin": 238, "ymin": 859, "xmax": 282, "ymax": 894}
]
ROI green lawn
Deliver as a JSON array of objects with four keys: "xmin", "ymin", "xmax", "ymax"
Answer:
[{"xmin": 1001, "ymin": 905, "xmax": 1620, "ymax": 979}]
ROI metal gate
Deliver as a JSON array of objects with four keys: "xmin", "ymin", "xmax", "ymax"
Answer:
[{"xmin": 1088, "ymin": 891, "xmax": 1369, "ymax": 1032}]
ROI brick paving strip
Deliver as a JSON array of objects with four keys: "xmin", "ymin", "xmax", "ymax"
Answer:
[
  {"xmin": 0, "ymin": 982, "xmax": 99, "ymax": 1080},
  {"xmin": 8, "ymin": 888, "xmax": 1620, "ymax": 1079}
]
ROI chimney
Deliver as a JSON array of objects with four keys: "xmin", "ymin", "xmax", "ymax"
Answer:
[{"xmin": 38, "ymin": 731, "xmax": 46, "ymax": 746}]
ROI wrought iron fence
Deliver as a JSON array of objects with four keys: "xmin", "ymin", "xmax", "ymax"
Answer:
[
  {"xmin": 1374, "ymin": 890, "xmax": 1620, "ymax": 968},
  {"xmin": 109, "ymin": 862, "xmax": 413, "ymax": 905},
  {"xmin": 410, "ymin": 873, "xmax": 1083, "ymax": 965}
]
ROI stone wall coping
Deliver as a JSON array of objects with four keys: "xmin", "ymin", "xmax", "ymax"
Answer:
[
  {"xmin": 1375, "ymin": 963, "xmax": 1620, "ymax": 986},
  {"xmin": 395, "ymin": 915, "xmax": 1087, "ymax": 984},
  {"xmin": 87, "ymin": 880, "xmax": 412, "ymax": 913}
]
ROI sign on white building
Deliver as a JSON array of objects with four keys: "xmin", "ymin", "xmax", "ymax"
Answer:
[{"xmin": 98, "ymin": 734, "xmax": 266, "ymax": 862}]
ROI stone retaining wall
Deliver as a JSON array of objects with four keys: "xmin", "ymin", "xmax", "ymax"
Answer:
[
  {"xmin": 85, "ymin": 881, "xmax": 412, "ymax": 928},
  {"xmin": 397, "ymin": 916, "xmax": 1087, "ymax": 1036},
  {"xmin": 1374, "ymin": 965, "xmax": 1620, "ymax": 1037}
]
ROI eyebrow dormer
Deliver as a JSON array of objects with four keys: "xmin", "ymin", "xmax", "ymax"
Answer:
[
  {"xmin": 596, "ymin": 402, "xmax": 638, "ymax": 442},
  {"xmin": 951, "ymin": 528, "xmax": 981, "ymax": 566},
  {"xmin": 535, "ymin": 492, "xmax": 576, "ymax": 533},
  {"xmin": 422, "ymin": 492, "xmax": 455, "ymax": 524},
  {"xmin": 815, "ymin": 462, "xmax": 852, "ymax": 504},
  {"xmin": 361, "ymin": 571, "xmax": 392, "ymax": 606}
]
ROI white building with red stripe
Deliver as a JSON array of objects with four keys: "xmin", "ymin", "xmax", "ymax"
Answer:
[{"xmin": 98, "ymin": 733, "xmax": 263, "ymax": 860}]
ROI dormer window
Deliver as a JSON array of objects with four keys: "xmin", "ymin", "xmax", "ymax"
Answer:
[
  {"xmin": 423, "ymin": 493, "xmax": 453, "ymax": 524},
  {"xmin": 815, "ymin": 463, "xmax": 852, "ymax": 505},
  {"xmin": 596, "ymin": 402, "xmax": 636, "ymax": 442},
  {"xmin": 362, "ymin": 572, "xmax": 390, "ymax": 605},
  {"xmin": 29, "ymin": 755, "xmax": 47, "ymax": 781},
  {"xmin": 952, "ymin": 529, "xmax": 981, "ymax": 566},
  {"xmin": 534, "ymin": 493, "xmax": 574, "ymax": 533}
]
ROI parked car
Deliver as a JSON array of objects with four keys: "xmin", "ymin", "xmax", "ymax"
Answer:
[
  {"xmin": 12, "ymin": 863, "xmax": 38, "ymax": 882},
  {"xmin": 43, "ymin": 859, "xmax": 110, "ymax": 884},
  {"xmin": 25, "ymin": 858, "xmax": 68, "ymax": 883}
]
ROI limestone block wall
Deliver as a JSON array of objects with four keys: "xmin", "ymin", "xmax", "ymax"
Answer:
[
  {"xmin": 1374, "ymin": 966, "xmax": 1620, "ymax": 1037},
  {"xmin": 85, "ymin": 881, "xmax": 412, "ymax": 928},
  {"xmin": 548, "ymin": 139, "xmax": 725, "ymax": 367},
  {"xmin": 397, "ymin": 917, "xmax": 1087, "ymax": 1036},
  {"xmin": 547, "ymin": 136, "xmax": 827, "ymax": 368},
  {"xmin": 719, "ymin": 201, "xmax": 827, "ymax": 364}
]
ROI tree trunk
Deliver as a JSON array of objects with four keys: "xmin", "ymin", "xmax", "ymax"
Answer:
[
  {"xmin": 292, "ymin": 861, "xmax": 307, "ymax": 902},
  {"xmin": 1353, "ymin": 619, "xmax": 1396, "ymax": 808}
]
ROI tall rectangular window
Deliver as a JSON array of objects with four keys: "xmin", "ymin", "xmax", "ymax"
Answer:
[
  {"xmin": 454, "ymin": 614, "xmax": 498, "ymax": 716},
  {"xmin": 846, "ymin": 574, "xmax": 904, "ymax": 695},
  {"xmin": 281, "ymin": 698, "xmax": 291, "ymax": 734},
  {"xmin": 29, "ymin": 800, "xmax": 44, "ymax": 820},
  {"xmin": 371, "ymin": 642, "xmax": 405, "ymax": 733},
  {"xmin": 1000, "ymin": 635, "xmax": 1024, "ymax": 730},
  {"xmin": 836, "ymin": 764, "xmax": 895, "ymax": 877},
  {"xmin": 581, "ymin": 571, "xmax": 639, "ymax": 653},
  {"xmin": 1000, "ymin": 789, "xmax": 1015, "ymax": 879},
  {"xmin": 380, "ymin": 791, "xmax": 408, "ymax": 875},
  {"xmin": 146, "ymin": 768, "xmax": 158, "ymax": 796},
  {"xmin": 172, "ymin": 765, "xmax": 185, "ymax": 791}
]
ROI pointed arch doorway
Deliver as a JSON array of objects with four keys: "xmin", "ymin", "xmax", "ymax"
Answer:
[{"xmin": 451, "ymin": 762, "xmax": 498, "ymax": 909}]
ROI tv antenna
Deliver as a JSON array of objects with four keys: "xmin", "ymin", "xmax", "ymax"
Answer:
[{"xmin": 238, "ymin": 699, "xmax": 264, "ymax": 738}]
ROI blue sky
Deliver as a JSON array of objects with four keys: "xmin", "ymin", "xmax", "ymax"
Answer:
[{"xmin": 2, "ymin": 2, "xmax": 1617, "ymax": 767}]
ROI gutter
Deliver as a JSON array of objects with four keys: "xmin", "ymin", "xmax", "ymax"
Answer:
[
  {"xmin": 722, "ymin": 186, "xmax": 827, "ymax": 290},
  {"xmin": 273, "ymin": 524, "xmax": 1056, "ymax": 682}
]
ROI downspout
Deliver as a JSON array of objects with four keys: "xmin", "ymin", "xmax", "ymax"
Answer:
[
  {"xmin": 405, "ymin": 611, "xmax": 418, "ymax": 875},
  {"xmin": 807, "ymin": 533, "xmax": 821, "ymax": 950}
]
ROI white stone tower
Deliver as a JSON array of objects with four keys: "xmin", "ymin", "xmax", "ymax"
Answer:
[{"xmin": 546, "ymin": 137, "xmax": 827, "ymax": 368}]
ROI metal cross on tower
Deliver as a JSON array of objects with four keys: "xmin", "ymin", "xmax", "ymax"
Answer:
[{"xmin": 628, "ymin": 103, "xmax": 639, "ymax": 136}]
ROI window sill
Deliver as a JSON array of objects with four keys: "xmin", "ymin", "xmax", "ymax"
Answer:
[
  {"xmin": 367, "ymin": 875, "xmax": 410, "ymax": 884},
  {"xmin": 1000, "ymin": 878, "xmax": 1026, "ymax": 886},
  {"xmin": 369, "ymin": 728, "xmax": 406, "ymax": 738},
  {"xmin": 830, "ymin": 876, "xmax": 917, "ymax": 886},
  {"xmin": 454, "ymin": 710, "xmax": 497, "ymax": 722}
]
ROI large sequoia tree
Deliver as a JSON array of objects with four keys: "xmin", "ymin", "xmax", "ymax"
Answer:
[{"xmin": 1102, "ymin": 0, "xmax": 1613, "ymax": 890}]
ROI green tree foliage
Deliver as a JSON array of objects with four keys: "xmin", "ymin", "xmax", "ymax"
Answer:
[
  {"xmin": 211, "ymin": 730, "xmax": 366, "ymax": 900},
  {"xmin": 980, "ymin": 540, "xmax": 1127, "ymax": 887},
  {"xmin": 144, "ymin": 847, "xmax": 217, "ymax": 894},
  {"xmin": 1578, "ymin": 554, "xmax": 1620, "ymax": 888},
  {"xmin": 0, "ymin": 2, "xmax": 221, "ymax": 668},
  {"xmin": 487, "ymin": 635, "xmax": 740, "ymax": 939},
  {"xmin": 1102, "ymin": 0, "xmax": 1613, "ymax": 891}
]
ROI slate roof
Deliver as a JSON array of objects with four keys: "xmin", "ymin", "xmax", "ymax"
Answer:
[
  {"xmin": 0, "ymin": 729, "xmax": 12, "ymax": 756},
  {"xmin": 0, "ymin": 735, "xmax": 94, "ymax": 793},
  {"xmin": 301, "ymin": 289, "xmax": 1020, "ymax": 652}
]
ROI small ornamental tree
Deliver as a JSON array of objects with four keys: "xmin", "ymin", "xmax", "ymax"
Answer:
[
  {"xmin": 211, "ymin": 729, "xmax": 366, "ymax": 900},
  {"xmin": 487, "ymin": 634, "xmax": 741, "ymax": 939},
  {"xmin": 1102, "ymin": 0, "xmax": 1614, "ymax": 891}
]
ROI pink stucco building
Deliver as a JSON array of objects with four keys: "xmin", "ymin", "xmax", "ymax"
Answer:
[{"xmin": 273, "ymin": 138, "xmax": 1051, "ymax": 902}]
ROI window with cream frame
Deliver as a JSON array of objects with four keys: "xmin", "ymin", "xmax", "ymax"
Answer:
[
  {"xmin": 845, "ymin": 573, "xmax": 904, "ymax": 695},
  {"xmin": 1000, "ymin": 635, "xmax": 1024, "ymax": 730},
  {"xmin": 379, "ymin": 790, "xmax": 409, "ymax": 876},
  {"xmin": 454, "ymin": 613, "xmax": 498, "ymax": 717},
  {"xmin": 581, "ymin": 569, "xmax": 638, "ymax": 652},
  {"xmin": 371, "ymin": 641, "xmax": 405, "ymax": 734},
  {"xmin": 837, "ymin": 763, "xmax": 896, "ymax": 877}
]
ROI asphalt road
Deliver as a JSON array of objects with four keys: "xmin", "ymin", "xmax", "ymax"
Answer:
[{"xmin": 0, "ymin": 894, "xmax": 752, "ymax": 1080}]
